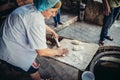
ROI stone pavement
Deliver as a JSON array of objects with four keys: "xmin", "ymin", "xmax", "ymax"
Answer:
[
  {"xmin": 57, "ymin": 21, "xmax": 120, "ymax": 46},
  {"xmin": 46, "ymin": 12, "xmax": 120, "ymax": 47},
  {"xmin": 44, "ymin": 11, "xmax": 120, "ymax": 80}
]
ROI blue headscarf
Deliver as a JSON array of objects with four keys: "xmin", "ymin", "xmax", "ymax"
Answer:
[{"xmin": 34, "ymin": 0, "xmax": 60, "ymax": 11}]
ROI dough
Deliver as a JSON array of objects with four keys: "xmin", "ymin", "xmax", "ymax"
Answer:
[
  {"xmin": 72, "ymin": 45, "xmax": 84, "ymax": 51},
  {"xmin": 71, "ymin": 40, "xmax": 82, "ymax": 45}
]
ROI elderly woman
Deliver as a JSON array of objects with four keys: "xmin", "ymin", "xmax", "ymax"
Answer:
[{"xmin": 0, "ymin": 0, "xmax": 68, "ymax": 80}]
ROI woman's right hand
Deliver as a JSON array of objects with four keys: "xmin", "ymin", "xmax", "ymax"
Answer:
[
  {"xmin": 36, "ymin": 48, "xmax": 68, "ymax": 57},
  {"xmin": 55, "ymin": 47, "xmax": 68, "ymax": 56}
]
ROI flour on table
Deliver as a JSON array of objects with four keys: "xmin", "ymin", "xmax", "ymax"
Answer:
[{"xmin": 72, "ymin": 45, "xmax": 84, "ymax": 51}]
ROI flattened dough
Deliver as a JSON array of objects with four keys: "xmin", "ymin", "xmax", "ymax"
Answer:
[{"xmin": 71, "ymin": 40, "xmax": 82, "ymax": 45}]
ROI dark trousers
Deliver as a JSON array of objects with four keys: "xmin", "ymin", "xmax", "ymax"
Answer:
[
  {"xmin": 53, "ymin": 10, "xmax": 60, "ymax": 23},
  {"xmin": 100, "ymin": 6, "xmax": 120, "ymax": 41}
]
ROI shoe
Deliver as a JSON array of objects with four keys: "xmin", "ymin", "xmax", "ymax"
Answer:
[
  {"xmin": 105, "ymin": 36, "xmax": 113, "ymax": 41},
  {"xmin": 98, "ymin": 41, "xmax": 104, "ymax": 46},
  {"xmin": 54, "ymin": 23, "xmax": 58, "ymax": 27},
  {"xmin": 58, "ymin": 22, "xmax": 63, "ymax": 25}
]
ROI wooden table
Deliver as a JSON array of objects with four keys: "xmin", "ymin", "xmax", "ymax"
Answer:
[{"xmin": 52, "ymin": 38, "xmax": 99, "ymax": 71}]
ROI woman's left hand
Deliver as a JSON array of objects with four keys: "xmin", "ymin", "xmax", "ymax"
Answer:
[
  {"xmin": 52, "ymin": 31, "xmax": 59, "ymax": 39},
  {"xmin": 46, "ymin": 25, "xmax": 59, "ymax": 39}
]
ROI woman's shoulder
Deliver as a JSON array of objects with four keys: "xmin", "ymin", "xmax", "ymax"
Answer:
[{"xmin": 11, "ymin": 4, "xmax": 37, "ymax": 16}]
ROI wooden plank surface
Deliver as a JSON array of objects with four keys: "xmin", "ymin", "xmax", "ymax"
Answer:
[{"xmin": 52, "ymin": 39, "xmax": 99, "ymax": 71}]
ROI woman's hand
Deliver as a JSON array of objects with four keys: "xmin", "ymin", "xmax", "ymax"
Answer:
[
  {"xmin": 103, "ymin": 0, "xmax": 111, "ymax": 16},
  {"xmin": 36, "ymin": 48, "xmax": 68, "ymax": 57},
  {"xmin": 46, "ymin": 25, "xmax": 59, "ymax": 39},
  {"xmin": 55, "ymin": 47, "xmax": 68, "ymax": 56},
  {"xmin": 104, "ymin": 4, "xmax": 111, "ymax": 16},
  {"xmin": 52, "ymin": 31, "xmax": 59, "ymax": 39}
]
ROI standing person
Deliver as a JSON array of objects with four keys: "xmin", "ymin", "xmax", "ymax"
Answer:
[
  {"xmin": 99, "ymin": 0, "xmax": 120, "ymax": 46},
  {"xmin": 53, "ymin": 1, "xmax": 63, "ymax": 27},
  {"xmin": 0, "ymin": 0, "xmax": 68, "ymax": 80}
]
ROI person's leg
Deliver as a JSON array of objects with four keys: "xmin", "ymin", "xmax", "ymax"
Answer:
[
  {"xmin": 53, "ymin": 9, "xmax": 62, "ymax": 27},
  {"xmin": 57, "ymin": 10, "xmax": 63, "ymax": 25},
  {"xmin": 27, "ymin": 60, "xmax": 42, "ymax": 80},
  {"xmin": 53, "ymin": 15, "xmax": 58, "ymax": 27},
  {"xmin": 57, "ymin": 10, "xmax": 60, "ymax": 23},
  {"xmin": 99, "ymin": 7, "xmax": 120, "ymax": 45},
  {"xmin": 30, "ymin": 71, "xmax": 42, "ymax": 80},
  {"xmin": 100, "ymin": 8, "xmax": 115, "ymax": 42},
  {"xmin": 99, "ymin": 8, "xmax": 115, "ymax": 46},
  {"xmin": 104, "ymin": 7, "xmax": 120, "ymax": 41},
  {"xmin": 53, "ymin": 16, "xmax": 57, "ymax": 24},
  {"xmin": 53, "ymin": 11, "xmax": 59, "ymax": 27},
  {"xmin": 112, "ymin": 7, "xmax": 120, "ymax": 23}
]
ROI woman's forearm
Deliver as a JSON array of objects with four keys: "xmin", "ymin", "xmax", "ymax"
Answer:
[
  {"xmin": 46, "ymin": 25, "xmax": 55, "ymax": 34},
  {"xmin": 36, "ymin": 47, "xmax": 68, "ymax": 57},
  {"xmin": 36, "ymin": 48, "xmax": 57, "ymax": 57}
]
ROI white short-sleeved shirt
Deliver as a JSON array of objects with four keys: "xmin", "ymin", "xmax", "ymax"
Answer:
[{"xmin": 0, "ymin": 4, "xmax": 47, "ymax": 71}]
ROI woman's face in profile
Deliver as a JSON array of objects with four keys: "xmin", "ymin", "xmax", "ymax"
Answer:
[{"xmin": 42, "ymin": 8, "xmax": 58, "ymax": 19}]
